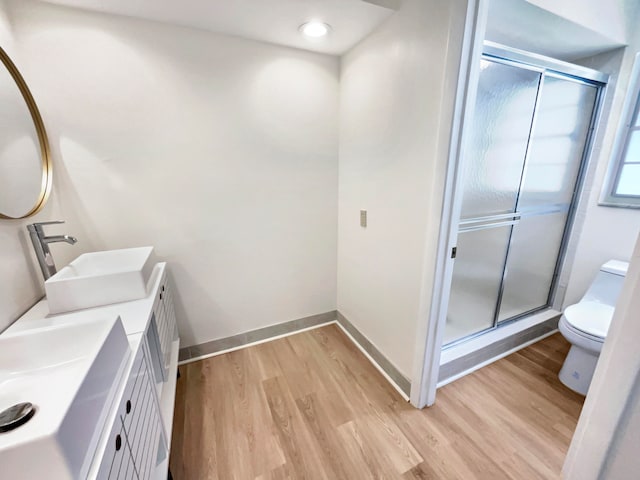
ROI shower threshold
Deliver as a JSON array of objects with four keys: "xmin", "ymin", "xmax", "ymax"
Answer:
[{"xmin": 438, "ymin": 308, "xmax": 560, "ymax": 387}]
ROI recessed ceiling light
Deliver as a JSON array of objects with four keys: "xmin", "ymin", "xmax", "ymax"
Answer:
[{"xmin": 299, "ymin": 21, "xmax": 332, "ymax": 39}]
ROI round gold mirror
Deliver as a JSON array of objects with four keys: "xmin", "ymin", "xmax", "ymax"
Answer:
[{"xmin": 0, "ymin": 47, "xmax": 52, "ymax": 219}]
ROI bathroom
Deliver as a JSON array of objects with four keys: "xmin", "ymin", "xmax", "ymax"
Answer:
[{"xmin": 1, "ymin": 0, "xmax": 639, "ymax": 478}]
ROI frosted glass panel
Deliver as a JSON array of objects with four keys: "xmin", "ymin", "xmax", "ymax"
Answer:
[
  {"xmin": 447, "ymin": 60, "xmax": 601, "ymax": 345},
  {"xmin": 460, "ymin": 61, "xmax": 540, "ymax": 219},
  {"xmin": 617, "ymin": 164, "xmax": 640, "ymax": 196},
  {"xmin": 518, "ymin": 77, "xmax": 597, "ymax": 209},
  {"xmin": 623, "ymin": 131, "xmax": 640, "ymax": 164},
  {"xmin": 497, "ymin": 213, "xmax": 568, "ymax": 322},
  {"xmin": 444, "ymin": 226, "xmax": 512, "ymax": 345}
]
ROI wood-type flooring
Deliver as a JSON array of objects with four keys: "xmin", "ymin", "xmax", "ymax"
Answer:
[{"xmin": 170, "ymin": 325, "xmax": 583, "ymax": 479}]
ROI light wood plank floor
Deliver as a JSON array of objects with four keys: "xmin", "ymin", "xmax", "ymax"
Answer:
[{"xmin": 169, "ymin": 325, "xmax": 584, "ymax": 479}]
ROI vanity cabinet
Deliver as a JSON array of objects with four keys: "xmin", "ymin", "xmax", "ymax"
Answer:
[
  {"xmin": 96, "ymin": 343, "xmax": 166, "ymax": 480},
  {"xmin": 7, "ymin": 261, "xmax": 180, "ymax": 480},
  {"xmin": 93, "ymin": 263, "xmax": 179, "ymax": 480},
  {"xmin": 91, "ymin": 262, "xmax": 179, "ymax": 480}
]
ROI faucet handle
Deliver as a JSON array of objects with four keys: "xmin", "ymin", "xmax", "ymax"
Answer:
[
  {"xmin": 27, "ymin": 220, "xmax": 65, "ymax": 235},
  {"xmin": 31, "ymin": 220, "xmax": 65, "ymax": 226}
]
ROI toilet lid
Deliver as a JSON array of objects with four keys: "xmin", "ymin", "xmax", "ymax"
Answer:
[{"xmin": 564, "ymin": 301, "xmax": 615, "ymax": 338}]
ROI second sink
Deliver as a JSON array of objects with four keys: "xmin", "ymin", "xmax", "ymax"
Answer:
[
  {"xmin": 45, "ymin": 246, "xmax": 155, "ymax": 314},
  {"xmin": 0, "ymin": 316, "xmax": 130, "ymax": 479}
]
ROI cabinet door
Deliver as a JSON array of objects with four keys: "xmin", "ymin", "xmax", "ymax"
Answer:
[
  {"xmin": 145, "ymin": 314, "xmax": 167, "ymax": 384},
  {"xmin": 154, "ymin": 291, "xmax": 171, "ymax": 372},
  {"xmin": 121, "ymin": 348, "xmax": 148, "ymax": 434},
  {"xmin": 96, "ymin": 420, "xmax": 138, "ymax": 480},
  {"xmin": 119, "ymin": 432, "xmax": 138, "ymax": 480},
  {"xmin": 161, "ymin": 278, "xmax": 177, "ymax": 340},
  {"xmin": 153, "ymin": 272, "xmax": 177, "ymax": 374},
  {"xmin": 124, "ymin": 347, "xmax": 166, "ymax": 480}
]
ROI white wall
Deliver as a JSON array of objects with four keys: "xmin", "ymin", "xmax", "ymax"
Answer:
[
  {"xmin": 563, "ymin": 15, "xmax": 640, "ymax": 306},
  {"xmin": 486, "ymin": 0, "xmax": 625, "ymax": 62},
  {"xmin": 5, "ymin": 0, "xmax": 339, "ymax": 346},
  {"xmin": 0, "ymin": 0, "xmax": 92, "ymax": 333},
  {"xmin": 337, "ymin": 0, "xmax": 468, "ymax": 377},
  {"xmin": 526, "ymin": 0, "xmax": 634, "ymax": 44},
  {"xmin": 0, "ymin": 0, "xmax": 12, "ymax": 51}
]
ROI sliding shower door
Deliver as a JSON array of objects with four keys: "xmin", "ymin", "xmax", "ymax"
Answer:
[
  {"xmin": 497, "ymin": 76, "xmax": 598, "ymax": 321},
  {"xmin": 443, "ymin": 54, "xmax": 601, "ymax": 346},
  {"xmin": 444, "ymin": 60, "xmax": 540, "ymax": 344}
]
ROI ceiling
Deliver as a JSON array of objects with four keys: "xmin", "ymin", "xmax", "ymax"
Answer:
[
  {"xmin": 486, "ymin": 0, "xmax": 626, "ymax": 61},
  {"xmin": 39, "ymin": 0, "xmax": 398, "ymax": 56}
]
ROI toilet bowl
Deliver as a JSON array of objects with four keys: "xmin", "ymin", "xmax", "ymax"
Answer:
[
  {"xmin": 558, "ymin": 302, "xmax": 613, "ymax": 394},
  {"xmin": 558, "ymin": 260, "xmax": 628, "ymax": 395}
]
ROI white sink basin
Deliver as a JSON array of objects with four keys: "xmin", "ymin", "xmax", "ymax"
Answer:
[
  {"xmin": 45, "ymin": 246, "xmax": 155, "ymax": 314},
  {"xmin": 0, "ymin": 316, "xmax": 129, "ymax": 479}
]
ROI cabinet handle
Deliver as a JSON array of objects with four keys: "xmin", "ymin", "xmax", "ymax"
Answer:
[
  {"xmin": 162, "ymin": 285, "xmax": 165, "ymax": 292},
  {"xmin": 115, "ymin": 434, "xmax": 122, "ymax": 451},
  {"xmin": 126, "ymin": 400, "xmax": 131, "ymax": 414},
  {"xmin": 160, "ymin": 292, "xmax": 163, "ymax": 300}
]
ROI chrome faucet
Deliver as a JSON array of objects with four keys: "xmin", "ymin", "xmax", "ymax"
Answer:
[{"xmin": 27, "ymin": 221, "xmax": 78, "ymax": 281}]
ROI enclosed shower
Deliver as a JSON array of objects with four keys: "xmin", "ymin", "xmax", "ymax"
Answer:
[{"xmin": 443, "ymin": 44, "xmax": 605, "ymax": 346}]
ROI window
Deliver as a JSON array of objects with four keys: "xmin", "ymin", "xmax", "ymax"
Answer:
[{"xmin": 601, "ymin": 53, "xmax": 640, "ymax": 208}]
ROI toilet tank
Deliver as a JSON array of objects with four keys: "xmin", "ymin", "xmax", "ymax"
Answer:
[{"xmin": 582, "ymin": 260, "xmax": 629, "ymax": 306}]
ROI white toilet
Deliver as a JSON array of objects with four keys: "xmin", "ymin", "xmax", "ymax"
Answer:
[{"xmin": 558, "ymin": 260, "xmax": 629, "ymax": 395}]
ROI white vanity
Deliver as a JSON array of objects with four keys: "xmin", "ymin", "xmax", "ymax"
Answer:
[{"xmin": 1, "ymin": 256, "xmax": 180, "ymax": 480}]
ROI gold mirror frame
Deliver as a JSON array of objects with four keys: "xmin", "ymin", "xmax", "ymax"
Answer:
[{"xmin": 0, "ymin": 46, "xmax": 52, "ymax": 220}]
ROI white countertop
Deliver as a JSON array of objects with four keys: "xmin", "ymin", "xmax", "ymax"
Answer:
[
  {"xmin": 4, "ymin": 261, "xmax": 179, "ymax": 480},
  {"xmin": 6, "ymin": 263, "xmax": 166, "ymax": 337}
]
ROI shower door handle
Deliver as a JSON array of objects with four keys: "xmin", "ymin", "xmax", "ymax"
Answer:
[
  {"xmin": 458, "ymin": 218, "xmax": 520, "ymax": 233},
  {"xmin": 459, "ymin": 212, "xmax": 522, "ymax": 226}
]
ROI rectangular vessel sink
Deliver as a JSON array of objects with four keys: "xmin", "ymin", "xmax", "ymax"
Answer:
[
  {"xmin": 0, "ymin": 316, "xmax": 130, "ymax": 479},
  {"xmin": 45, "ymin": 246, "xmax": 154, "ymax": 314}
]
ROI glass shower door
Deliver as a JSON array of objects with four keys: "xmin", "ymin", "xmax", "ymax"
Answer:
[
  {"xmin": 497, "ymin": 76, "xmax": 598, "ymax": 321},
  {"xmin": 443, "ymin": 54, "xmax": 601, "ymax": 346},
  {"xmin": 443, "ymin": 59, "xmax": 541, "ymax": 345}
]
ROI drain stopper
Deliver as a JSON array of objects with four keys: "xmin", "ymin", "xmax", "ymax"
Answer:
[{"xmin": 0, "ymin": 402, "xmax": 36, "ymax": 433}]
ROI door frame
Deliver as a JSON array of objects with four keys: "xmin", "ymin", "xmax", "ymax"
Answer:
[
  {"xmin": 409, "ymin": 0, "xmax": 489, "ymax": 408},
  {"xmin": 410, "ymin": 0, "xmax": 609, "ymax": 408}
]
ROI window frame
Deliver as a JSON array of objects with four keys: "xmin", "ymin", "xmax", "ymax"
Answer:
[{"xmin": 600, "ymin": 52, "xmax": 640, "ymax": 209}]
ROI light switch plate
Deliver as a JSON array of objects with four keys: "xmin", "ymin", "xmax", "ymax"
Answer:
[{"xmin": 360, "ymin": 210, "xmax": 367, "ymax": 227}]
